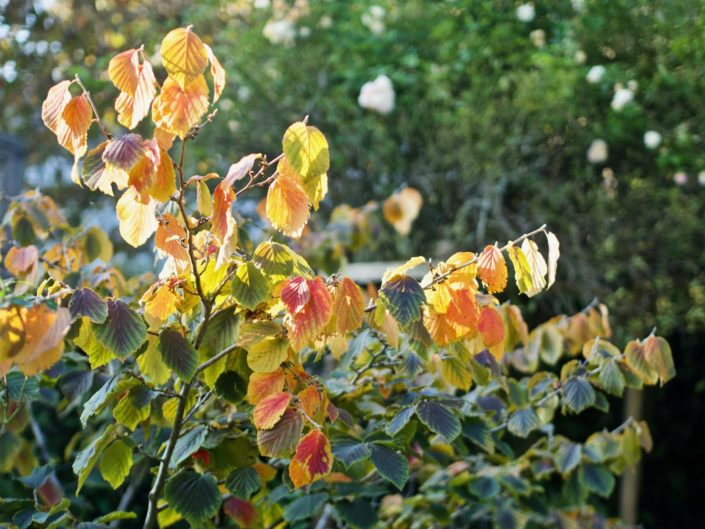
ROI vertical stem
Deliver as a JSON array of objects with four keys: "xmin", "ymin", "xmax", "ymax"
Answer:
[{"xmin": 619, "ymin": 389, "xmax": 644, "ymax": 526}]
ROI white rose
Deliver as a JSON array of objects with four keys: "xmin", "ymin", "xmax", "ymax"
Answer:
[
  {"xmin": 611, "ymin": 86, "xmax": 634, "ymax": 111},
  {"xmin": 358, "ymin": 74, "xmax": 395, "ymax": 115},
  {"xmin": 516, "ymin": 3, "xmax": 535, "ymax": 22},
  {"xmin": 262, "ymin": 19, "xmax": 296, "ymax": 46},
  {"xmin": 587, "ymin": 139, "xmax": 608, "ymax": 164},
  {"xmin": 586, "ymin": 65, "xmax": 605, "ymax": 84},
  {"xmin": 644, "ymin": 130, "xmax": 662, "ymax": 150},
  {"xmin": 698, "ymin": 171, "xmax": 705, "ymax": 186},
  {"xmin": 674, "ymin": 172, "xmax": 688, "ymax": 186}
]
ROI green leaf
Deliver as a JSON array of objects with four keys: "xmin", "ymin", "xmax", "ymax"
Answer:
[
  {"xmin": 253, "ymin": 241, "xmax": 313, "ymax": 283},
  {"xmin": 581, "ymin": 464, "xmax": 615, "ymax": 497},
  {"xmin": 461, "ymin": 417, "xmax": 495, "ymax": 454},
  {"xmin": 379, "ymin": 275, "xmax": 425, "ymax": 326},
  {"xmin": 331, "ymin": 437, "xmax": 371, "ymax": 468},
  {"xmin": 164, "ymin": 471, "xmax": 221, "ymax": 524},
  {"xmin": 385, "ymin": 407, "xmax": 416, "ymax": 437},
  {"xmin": 69, "ymin": 288, "xmax": 108, "ymax": 323},
  {"xmin": 415, "ymin": 400, "xmax": 461, "ymax": 441},
  {"xmin": 112, "ymin": 386, "xmax": 150, "ymax": 431},
  {"xmin": 495, "ymin": 505, "xmax": 528, "ymax": 529},
  {"xmin": 73, "ymin": 425, "xmax": 115, "ymax": 493},
  {"xmin": 6, "ymin": 372, "xmax": 39, "ymax": 402},
  {"xmin": 159, "ymin": 328, "xmax": 197, "ymax": 380},
  {"xmin": 214, "ymin": 370, "xmax": 248, "ymax": 404},
  {"xmin": 75, "ymin": 318, "xmax": 118, "ymax": 369},
  {"xmin": 93, "ymin": 300, "xmax": 146, "ymax": 357},
  {"xmin": 137, "ymin": 336, "xmax": 171, "ymax": 385},
  {"xmin": 467, "ymin": 476, "xmax": 500, "ymax": 499},
  {"xmin": 99, "ymin": 440, "xmax": 133, "ymax": 489},
  {"xmin": 282, "ymin": 122, "xmax": 330, "ymax": 179},
  {"xmin": 335, "ymin": 499, "xmax": 378, "ymax": 529},
  {"xmin": 81, "ymin": 375, "xmax": 119, "ymax": 427},
  {"xmin": 79, "ymin": 226, "xmax": 113, "ymax": 263},
  {"xmin": 226, "ymin": 467, "xmax": 261, "ymax": 499},
  {"xmin": 283, "ymin": 492, "xmax": 329, "ymax": 523},
  {"xmin": 231, "ymin": 262, "xmax": 269, "ymax": 310},
  {"xmin": 370, "ymin": 443, "xmax": 408, "ymax": 490},
  {"xmin": 507, "ymin": 408, "xmax": 539, "ymax": 438},
  {"xmin": 554, "ymin": 441, "xmax": 581, "ymax": 475},
  {"xmin": 599, "ymin": 360, "xmax": 625, "ymax": 396},
  {"xmin": 171, "ymin": 425, "xmax": 208, "ymax": 469},
  {"xmin": 17, "ymin": 465, "xmax": 53, "ymax": 489},
  {"xmin": 562, "ymin": 377, "xmax": 596, "ymax": 413},
  {"xmin": 93, "ymin": 512, "xmax": 137, "ymax": 523}
]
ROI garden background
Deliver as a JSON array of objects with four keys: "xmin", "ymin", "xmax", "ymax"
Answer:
[{"xmin": 1, "ymin": 0, "xmax": 704, "ymax": 526}]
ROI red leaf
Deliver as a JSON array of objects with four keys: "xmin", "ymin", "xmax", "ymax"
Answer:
[
  {"xmin": 289, "ymin": 430, "xmax": 334, "ymax": 488},
  {"xmin": 253, "ymin": 392, "xmax": 292, "ymax": 430},
  {"xmin": 281, "ymin": 276, "xmax": 310, "ymax": 314},
  {"xmin": 477, "ymin": 245, "xmax": 508, "ymax": 294},
  {"xmin": 284, "ymin": 277, "xmax": 333, "ymax": 350}
]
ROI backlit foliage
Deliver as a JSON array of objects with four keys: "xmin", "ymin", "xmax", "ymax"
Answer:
[{"xmin": 0, "ymin": 27, "xmax": 675, "ymax": 529}]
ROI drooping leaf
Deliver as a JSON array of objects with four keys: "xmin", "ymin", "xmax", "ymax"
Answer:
[
  {"xmin": 332, "ymin": 277, "xmax": 365, "ymax": 334},
  {"xmin": 152, "ymin": 75, "xmax": 209, "ymax": 139},
  {"xmin": 41, "ymin": 80, "xmax": 72, "ymax": 135},
  {"xmin": 289, "ymin": 430, "xmax": 334, "ymax": 488},
  {"xmin": 415, "ymin": 400, "xmax": 461, "ymax": 441},
  {"xmin": 73, "ymin": 425, "xmax": 116, "ymax": 493},
  {"xmin": 253, "ymin": 392, "xmax": 292, "ymax": 430},
  {"xmin": 115, "ymin": 187, "xmax": 158, "ymax": 247},
  {"xmin": 231, "ymin": 262, "xmax": 270, "ymax": 310},
  {"xmin": 521, "ymin": 238, "xmax": 548, "ymax": 297},
  {"xmin": 379, "ymin": 274, "xmax": 425, "ymax": 327},
  {"xmin": 257, "ymin": 408, "xmax": 303, "ymax": 458},
  {"xmin": 562, "ymin": 377, "xmax": 596, "ymax": 413},
  {"xmin": 266, "ymin": 174, "xmax": 310, "ymax": 238},
  {"xmin": 81, "ymin": 376, "xmax": 119, "ymax": 427},
  {"xmin": 369, "ymin": 443, "xmax": 408, "ymax": 490},
  {"xmin": 226, "ymin": 467, "xmax": 261, "ymax": 500},
  {"xmin": 164, "ymin": 470, "xmax": 220, "ymax": 524},
  {"xmin": 204, "ymin": 44, "xmax": 225, "ymax": 103},
  {"xmin": 331, "ymin": 438, "xmax": 371, "ymax": 468},
  {"xmin": 284, "ymin": 277, "xmax": 333, "ymax": 350},
  {"xmin": 171, "ymin": 425, "xmax": 208, "ymax": 469},
  {"xmin": 507, "ymin": 244, "xmax": 533, "ymax": 296},
  {"xmin": 57, "ymin": 94, "xmax": 92, "ymax": 155},
  {"xmin": 545, "ymin": 231, "xmax": 560, "ymax": 289},
  {"xmin": 93, "ymin": 300, "xmax": 146, "ymax": 358},
  {"xmin": 109, "ymin": 48, "xmax": 157, "ymax": 129},
  {"xmin": 99, "ymin": 440, "xmax": 133, "ymax": 489},
  {"xmin": 160, "ymin": 27, "xmax": 209, "ymax": 89},
  {"xmin": 158, "ymin": 328, "xmax": 197, "ymax": 381},
  {"xmin": 247, "ymin": 370, "xmax": 286, "ymax": 405},
  {"xmin": 69, "ymin": 288, "xmax": 108, "ymax": 323},
  {"xmin": 477, "ymin": 245, "xmax": 508, "ymax": 294},
  {"xmin": 599, "ymin": 360, "xmax": 625, "ymax": 396},
  {"xmin": 282, "ymin": 122, "xmax": 330, "ymax": 179},
  {"xmin": 478, "ymin": 305, "xmax": 505, "ymax": 358},
  {"xmin": 507, "ymin": 407, "xmax": 540, "ymax": 438}
]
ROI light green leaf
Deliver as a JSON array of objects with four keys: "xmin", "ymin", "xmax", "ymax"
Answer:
[
  {"xmin": 231, "ymin": 262, "xmax": 269, "ymax": 310},
  {"xmin": 73, "ymin": 425, "xmax": 115, "ymax": 493},
  {"xmin": 99, "ymin": 440, "xmax": 133, "ymax": 489}
]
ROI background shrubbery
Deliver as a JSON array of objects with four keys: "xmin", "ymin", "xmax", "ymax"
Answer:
[{"xmin": 2, "ymin": 0, "xmax": 704, "ymax": 526}]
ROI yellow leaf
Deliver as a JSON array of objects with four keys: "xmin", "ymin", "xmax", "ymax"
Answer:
[
  {"xmin": 57, "ymin": 94, "xmax": 92, "ymax": 155},
  {"xmin": 141, "ymin": 283, "xmax": 180, "ymax": 324},
  {"xmin": 74, "ymin": 318, "xmax": 117, "ymax": 369},
  {"xmin": 147, "ymin": 148, "xmax": 177, "ymax": 202},
  {"xmin": 160, "ymin": 27, "xmax": 209, "ymax": 90},
  {"xmin": 507, "ymin": 244, "xmax": 533, "ymax": 296},
  {"xmin": 205, "ymin": 44, "xmax": 225, "ymax": 103},
  {"xmin": 546, "ymin": 231, "xmax": 560, "ymax": 289},
  {"xmin": 282, "ymin": 122, "xmax": 330, "ymax": 179},
  {"xmin": 247, "ymin": 337, "xmax": 289, "ymax": 373},
  {"xmin": 152, "ymin": 75, "xmax": 209, "ymax": 139},
  {"xmin": 477, "ymin": 245, "xmax": 507, "ymax": 294},
  {"xmin": 110, "ymin": 49, "xmax": 157, "ymax": 129},
  {"xmin": 383, "ymin": 187, "xmax": 423, "ymax": 236},
  {"xmin": 137, "ymin": 336, "xmax": 171, "ymax": 385},
  {"xmin": 116, "ymin": 187, "xmax": 158, "ymax": 247},
  {"xmin": 521, "ymin": 239, "xmax": 548, "ymax": 297},
  {"xmin": 197, "ymin": 180, "xmax": 212, "ymax": 216},
  {"xmin": 266, "ymin": 174, "xmax": 310, "ymax": 238},
  {"xmin": 41, "ymin": 80, "xmax": 72, "ymax": 135}
]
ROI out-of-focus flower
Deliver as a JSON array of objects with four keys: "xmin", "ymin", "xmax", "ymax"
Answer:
[
  {"xmin": 530, "ymin": 29, "xmax": 545, "ymax": 47},
  {"xmin": 611, "ymin": 85, "xmax": 634, "ymax": 111},
  {"xmin": 319, "ymin": 14, "xmax": 333, "ymax": 28},
  {"xmin": 516, "ymin": 3, "xmax": 535, "ymax": 22},
  {"xmin": 572, "ymin": 0, "xmax": 586, "ymax": 12},
  {"xmin": 254, "ymin": 0, "xmax": 270, "ymax": 8},
  {"xmin": 587, "ymin": 139, "xmax": 608, "ymax": 164},
  {"xmin": 362, "ymin": 5, "xmax": 385, "ymax": 35},
  {"xmin": 586, "ymin": 65, "xmax": 605, "ymax": 84},
  {"xmin": 299, "ymin": 26, "xmax": 311, "ymax": 37},
  {"xmin": 628, "ymin": 79, "xmax": 639, "ymax": 92},
  {"xmin": 575, "ymin": 50, "xmax": 587, "ymax": 64},
  {"xmin": 383, "ymin": 187, "xmax": 423, "ymax": 236},
  {"xmin": 674, "ymin": 172, "xmax": 688, "ymax": 186},
  {"xmin": 644, "ymin": 130, "xmax": 662, "ymax": 150},
  {"xmin": 263, "ymin": 18, "xmax": 296, "ymax": 46},
  {"xmin": 698, "ymin": 171, "xmax": 705, "ymax": 186},
  {"xmin": 358, "ymin": 74, "xmax": 395, "ymax": 115}
]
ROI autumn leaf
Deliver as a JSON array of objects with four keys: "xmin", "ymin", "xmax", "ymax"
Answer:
[
  {"xmin": 281, "ymin": 277, "xmax": 311, "ymax": 314},
  {"xmin": 478, "ymin": 305, "xmax": 505, "ymax": 359},
  {"xmin": 266, "ymin": 174, "xmax": 310, "ymax": 238},
  {"xmin": 282, "ymin": 122, "xmax": 330, "ymax": 180},
  {"xmin": 57, "ymin": 94, "xmax": 92, "ymax": 155},
  {"xmin": 205, "ymin": 44, "xmax": 225, "ymax": 103},
  {"xmin": 477, "ymin": 245, "xmax": 507, "ymax": 294},
  {"xmin": 257, "ymin": 408, "xmax": 303, "ymax": 458},
  {"xmin": 155, "ymin": 214, "xmax": 189, "ymax": 265},
  {"xmin": 109, "ymin": 48, "xmax": 157, "ymax": 129},
  {"xmin": 116, "ymin": 187, "xmax": 158, "ymax": 247},
  {"xmin": 152, "ymin": 75, "xmax": 209, "ymax": 139},
  {"xmin": 283, "ymin": 277, "xmax": 333, "ymax": 350},
  {"xmin": 41, "ymin": 80, "xmax": 73, "ymax": 135},
  {"xmin": 332, "ymin": 277, "xmax": 364, "ymax": 334},
  {"xmin": 289, "ymin": 430, "xmax": 334, "ymax": 488},
  {"xmin": 546, "ymin": 231, "xmax": 560, "ymax": 289},
  {"xmin": 253, "ymin": 392, "xmax": 292, "ymax": 430},
  {"xmin": 380, "ymin": 274, "xmax": 425, "ymax": 327},
  {"xmin": 507, "ymin": 244, "xmax": 533, "ymax": 296},
  {"xmin": 161, "ymin": 27, "xmax": 209, "ymax": 89},
  {"xmin": 521, "ymin": 239, "xmax": 548, "ymax": 297},
  {"xmin": 5, "ymin": 245, "xmax": 38, "ymax": 277},
  {"xmin": 247, "ymin": 370, "xmax": 286, "ymax": 405}
]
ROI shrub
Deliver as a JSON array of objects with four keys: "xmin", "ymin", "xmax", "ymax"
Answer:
[{"xmin": 0, "ymin": 26, "xmax": 674, "ymax": 529}]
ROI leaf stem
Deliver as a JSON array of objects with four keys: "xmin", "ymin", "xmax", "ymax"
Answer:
[{"xmin": 74, "ymin": 74, "xmax": 111, "ymax": 140}]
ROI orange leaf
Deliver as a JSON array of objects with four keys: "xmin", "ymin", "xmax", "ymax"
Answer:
[
  {"xmin": 223, "ymin": 497, "xmax": 257, "ymax": 528},
  {"xmin": 297, "ymin": 386, "xmax": 325, "ymax": 423},
  {"xmin": 152, "ymin": 75, "xmax": 209, "ymax": 139},
  {"xmin": 41, "ymin": 80, "xmax": 72, "ymax": 134},
  {"xmin": 332, "ymin": 277, "xmax": 364, "ymax": 334},
  {"xmin": 424, "ymin": 308, "xmax": 459, "ymax": 346},
  {"xmin": 446, "ymin": 288, "xmax": 479, "ymax": 330},
  {"xmin": 5, "ymin": 246, "xmax": 38, "ymax": 277},
  {"xmin": 141, "ymin": 283, "xmax": 180, "ymax": 323},
  {"xmin": 205, "ymin": 44, "xmax": 225, "ymax": 103},
  {"xmin": 477, "ymin": 245, "xmax": 507, "ymax": 294},
  {"xmin": 289, "ymin": 430, "xmax": 334, "ymax": 489},
  {"xmin": 478, "ymin": 305, "xmax": 505, "ymax": 358},
  {"xmin": 253, "ymin": 392, "xmax": 292, "ymax": 430},
  {"xmin": 247, "ymin": 370, "xmax": 286, "ymax": 405},
  {"xmin": 383, "ymin": 187, "xmax": 423, "ymax": 236},
  {"xmin": 147, "ymin": 147, "xmax": 176, "ymax": 202},
  {"xmin": 265, "ymin": 174, "xmax": 310, "ymax": 238},
  {"xmin": 57, "ymin": 94, "xmax": 92, "ymax": 155},
  {"xmin": 110, "ymin": 48, "xmax": 157, "ymax": 129},
  {"xmin": 155, "ymin": 213, "xmax": 189, "ymax": 264},
  {"xmin": 127, "ymin": 139, "xmax": 159, "ymax": 194},
  {"xmin": 284, "ymin": 277, "xmax": 333, "ymax": 351},
  {"xmin": 160, "ymin": 27, "xmax": 209, "ymax": 90}
]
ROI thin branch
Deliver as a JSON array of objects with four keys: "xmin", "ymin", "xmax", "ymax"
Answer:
[{"xmin": 364, "ymin": 224, "xmax": 548, "ymax": 312}]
